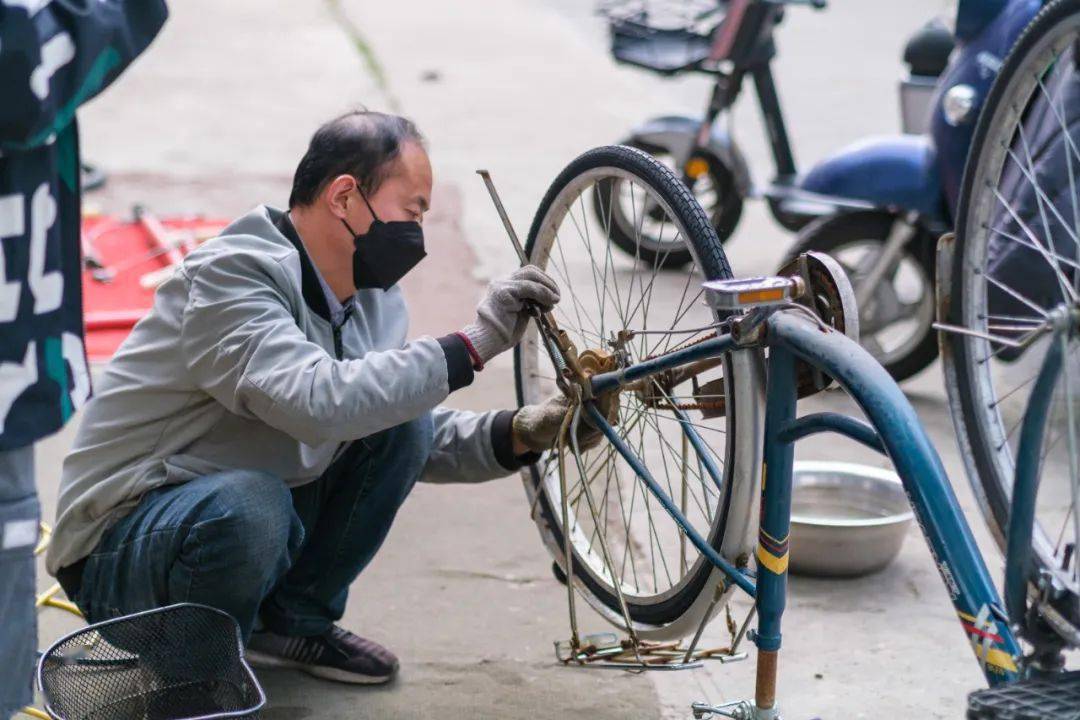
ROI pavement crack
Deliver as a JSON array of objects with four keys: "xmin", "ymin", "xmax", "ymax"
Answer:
[
  {"xmin": 323, "ymin": 0, "xmax": 401, "ymax": 112},
  {"xmin": 432, "ymin": 568, "xmax": 544, "ymax": 585}
]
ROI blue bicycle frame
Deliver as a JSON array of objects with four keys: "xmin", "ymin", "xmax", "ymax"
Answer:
[{"xmin": 583, "ymin": 309, "xmax": 1023, "ymax": 706}]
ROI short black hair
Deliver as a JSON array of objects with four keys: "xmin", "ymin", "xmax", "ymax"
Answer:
[{"xmin": 288, "ymin": 110, "xmax": 425, "ymax": 208}]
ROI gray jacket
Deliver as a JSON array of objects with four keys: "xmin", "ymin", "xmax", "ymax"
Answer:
[{"xmin": 47, "ymin": 206, "xmax": 525, "ymax": 575}]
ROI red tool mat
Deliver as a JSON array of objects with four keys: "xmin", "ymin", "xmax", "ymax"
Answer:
[{"xmin": 81, "ymin": 210, "xmax": 229, "ymax": 361}]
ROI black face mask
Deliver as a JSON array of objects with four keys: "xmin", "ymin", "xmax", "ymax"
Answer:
[{"xmin": 342, "ymin": 188, "xmax": 426, "ymax": 291}]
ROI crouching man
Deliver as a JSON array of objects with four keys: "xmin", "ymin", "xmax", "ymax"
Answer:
[{"xmin": 46, "ymin": 110, "xmax": 583, "ymax": 685}]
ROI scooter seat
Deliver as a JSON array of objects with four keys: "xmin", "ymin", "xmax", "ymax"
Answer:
[{"xmin": 800, "ymin": 135, "xmax": 945, "ymax": 220}]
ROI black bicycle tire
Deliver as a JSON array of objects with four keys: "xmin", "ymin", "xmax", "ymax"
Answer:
[
  {"xmin": 592, "ymin": 139, "xmax": 743, "ymax": 269},
  {"xmin": 514, "ymin": 144, "xmax": 736, "ymax": 627},
  {"xmin": 782, "ymin": 211, "xmax": 939, "ymax": 382},
  {"xmin": 949, "ymin": 0, "xmax": 1080, "ymax": 631}
]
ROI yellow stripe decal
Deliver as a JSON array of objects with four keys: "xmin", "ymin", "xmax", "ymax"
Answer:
[
  {"xmin": 974, "ymin": 645, "xmax": 1019, "ymax": 674},
  {"xmin": 756, "ymin": 543, "xmax": 789, "ymax": 575}
]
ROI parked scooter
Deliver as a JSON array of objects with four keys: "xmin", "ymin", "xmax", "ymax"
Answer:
[{"xmin": 602, "ymin": 0, "xmax": 1041, "ymax": 381}]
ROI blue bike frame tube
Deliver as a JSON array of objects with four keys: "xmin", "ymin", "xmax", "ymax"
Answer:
[
  {"xmin": 582, "ymin": 401, "xmax": 757, "ymax": 598},
  {"xmin": 768, "ymin": 312, "xmax": 1021, "ymax": 684},
  {"xmin": 777, "ymin": 412, "xmax": 886, "ymax": 454},
  {"xmin": 1005, "ymin": 334, "xmax": 1064, "ymax": 633},
  {"xmin": 756, "ymin": 344, "xmax": 796, "ymax": 655},
  {"xmin": 753, "ymin": 341, "xmax": 798, "ymax": 710},
  {"xmin": 588, "ymin": 333, "xmax": 738, "ymax": 396}
]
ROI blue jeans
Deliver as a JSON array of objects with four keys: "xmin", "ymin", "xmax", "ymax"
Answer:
[
  {"xmin": 71, "ymin": 413, "xmax": 434, "ymax": 641},
  {"xmin": 0, "ymin": 447, "xmax": 37, "ymax": 720}
]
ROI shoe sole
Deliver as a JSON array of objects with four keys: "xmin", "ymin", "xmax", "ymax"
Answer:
[{"xmin": 245, "ymin": 648, "xmax": 395, "ymax": 685}]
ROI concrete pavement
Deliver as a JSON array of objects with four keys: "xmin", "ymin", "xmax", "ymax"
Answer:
[{"xmin": 27, "ymin": 1, "xmax": 1015, "ymax": 718}]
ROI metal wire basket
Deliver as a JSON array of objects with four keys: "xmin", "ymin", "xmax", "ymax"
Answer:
[
  {"xmin": 37, "ymin": 603, "xmax": 265, "ymax": 720},
  {"xmin": 599, "ymin": 0, "xmax": 726, "ymax": 74}
]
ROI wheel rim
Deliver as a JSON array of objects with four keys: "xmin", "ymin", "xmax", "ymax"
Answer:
[
  {"xmin": 832, "ymin": 239, "xmax": 935, "ymax": 367},
  {"xmin": 519, "ymin": 165, "xmax": 735, "ymax": 608},
  {"xmin": 953, "ymin": 18, "xmax": 1080, "ymax": 608}
]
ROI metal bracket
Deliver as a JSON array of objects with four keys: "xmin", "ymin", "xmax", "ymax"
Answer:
[
  {"xmin": 553, "ymin": 582, "xmax": 755, "ymax": 672},
  {"xmin": 691, "ymin": 701, "xmax": 793, "ymax": 720},
  {"xmin": 555, "ymin": 631, "xmax": 748, "ymax": 671},
  {"xmin": 691, "ymin": 700, "xmax": 756, "ymax": 719}
]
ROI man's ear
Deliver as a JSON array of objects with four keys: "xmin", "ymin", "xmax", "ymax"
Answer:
[{"xmin": 324, "ymin": 175, "xmax": 357, "ymax": 220}]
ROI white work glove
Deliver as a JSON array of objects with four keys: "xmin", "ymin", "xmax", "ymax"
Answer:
[
  {"xmin": 512, "ymin": 392, "xmax": 619, "ymax": 454},
  {"xmin": 462, "ymin": 265, "xmax": 560, "ymax": 362}
]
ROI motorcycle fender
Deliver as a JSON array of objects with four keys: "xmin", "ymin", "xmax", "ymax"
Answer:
[{"xmin": 627, "ymin": 115, "xmax": 752, "ymax": 196}]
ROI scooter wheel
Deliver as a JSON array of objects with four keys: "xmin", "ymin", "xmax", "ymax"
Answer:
[
  {"xmin": 781, "ymin": 210, "xmax": 938, "ymax": 382},
  {"xmin": 592, "ymin": 140, "xmax": 743, "ymax": 270}
]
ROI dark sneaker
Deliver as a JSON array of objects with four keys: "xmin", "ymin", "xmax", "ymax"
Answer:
[{"xmin": 246, "ymin": 625, "xmax": 399, "ymax": 684}]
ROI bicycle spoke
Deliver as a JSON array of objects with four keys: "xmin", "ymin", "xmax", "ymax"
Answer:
[
  {"xmin": 987, "ymin": 224, "xmax": 1080, "ymax": 273},
  {"xmin": 636, "ymin": 404, "xmax": 716, "ymax": 525},
  {"xmin": 991, "ymin": 186, "xmax": 1079, "ymax": 304},
  {"xmin": 550, "ymin": 237, "xmax": 603, "ymax": 340},
  {"xmin": 628, "ymin": 406, "xmax": 659, "ymax": 591},
  {"xmin": 989, "ymin": 370, "xmax": 1040, "ymax": 409},
  {"xmin": 611, "ymin": 457, "xmax": 642, "ymax": 594},
  {"xmin": 981, "ymin": 312, "xmax": 1046, "ymax": 325},
  {"xmin": 635, "ymin": 404, "xmax": 674, "ymax": 591},
  {"xmin": 1015, "ymin": 114, "xmax": 1080, "ymax": 266},
  {"xmin": 640, "ymin": 406, "xmax": 729, "ymax": 441},
  {"xmin": 1035, "ymin": 75, "xmax": 1080, "ymax": 264},
  {"xmin": 587, "ymin": 445, "xmax": 618, "ymax": 555},
  {"xmin": 982, "ymin": 269, "xmax": 1051, "ymax": 319},
  {"xmin": 564, "ymin": 202, "xmax": 622, "ymax": 332},
  {"xmin": 651, "ymin": 274, "xmax": 704, "ymax": 358}
]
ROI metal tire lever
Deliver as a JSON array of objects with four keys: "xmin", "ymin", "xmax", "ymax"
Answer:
[{"xmin": 476, "ymin": 169, "xmax": 585, "ymax": 395}]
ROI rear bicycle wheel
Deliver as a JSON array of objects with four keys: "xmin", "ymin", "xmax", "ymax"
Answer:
[
  {"xmin": 514, "ymin": 145, "xmax": 763, "ymax": 639},
  {"xmin": 946, "ymin": 0, "xmax": 1080, "ymax": 642}
]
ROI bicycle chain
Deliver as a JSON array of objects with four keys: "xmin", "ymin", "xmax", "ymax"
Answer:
[
  {"xmin": 642, "ymin": 330, "xmax": 720, "ymax": 360},
  {"xmin": 639, "ymin": 331, "xmax": 726, "ymax": 412}
]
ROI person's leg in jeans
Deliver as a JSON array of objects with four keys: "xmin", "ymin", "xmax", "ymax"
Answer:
[
  {"xmin": 250, "ymin": 412, "xmax": 433, "ymax": 683},
  {"xmin": 73, "ymin": 470, "xmax": 303, "ymax": 641},
  {"xmin": 0, "ymin": 447, "xmax": 38, "ymax": 720}
]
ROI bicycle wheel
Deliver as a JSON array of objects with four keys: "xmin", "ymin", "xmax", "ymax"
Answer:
[
  {"xmin": 946, "ymin": 0, "xmax": 1080, "ymax": 641},
  {"xmin": 514, "ymin": 145, "xmax": 763, "ymax": 639}
]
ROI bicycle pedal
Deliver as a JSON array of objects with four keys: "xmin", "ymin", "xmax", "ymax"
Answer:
[
  {"xmin": 703, "ymin": 276, "xmax": 804, "ymax": 310},
  {"xmin": 967, "ymin": 671, "xmax": 1080, "ymax": 719}
]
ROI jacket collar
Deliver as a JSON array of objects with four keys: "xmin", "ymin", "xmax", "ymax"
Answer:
[{"xmin": 270, "ymin": 208, "xmax": 332, "ymax": 322}]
